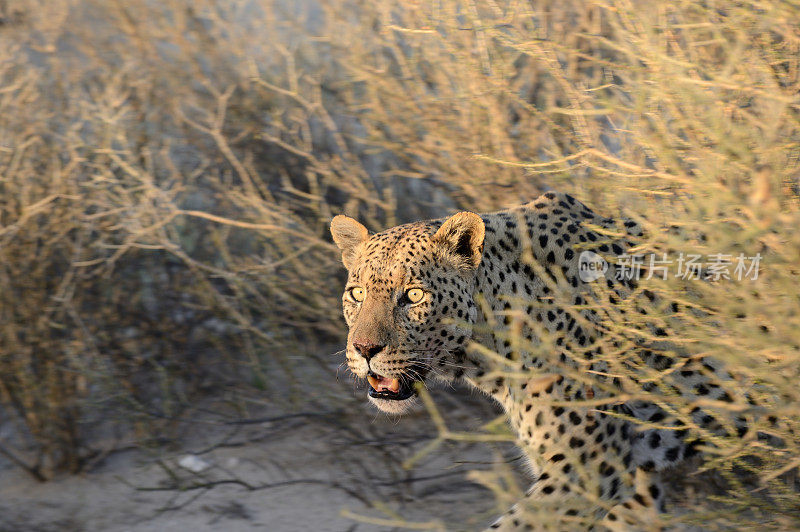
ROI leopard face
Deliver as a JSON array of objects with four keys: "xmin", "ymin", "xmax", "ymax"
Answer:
[{"xmin": 331, "ymin": 212, "xmax": 485, "ymax": 414}]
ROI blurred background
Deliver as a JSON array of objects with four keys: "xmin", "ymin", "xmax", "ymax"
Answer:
[{"xmin": 0, "ymin": 0, "xmax": 798, "ymax": 530}]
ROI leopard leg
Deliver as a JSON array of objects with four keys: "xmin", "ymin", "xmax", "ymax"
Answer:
[
  {"xmin": 486, "ymin": 482, "xmax": 598, "ymax": 531},
  {"xmin": 486, "ymin": 469, "xmax": 664, "ymax": 531}
]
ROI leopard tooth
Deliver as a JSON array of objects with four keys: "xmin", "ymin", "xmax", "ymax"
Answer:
[
  {"xmin": 367, "ymin": 375, "xmax": 380, "ymax": 389},
  {"xmin": 388, "ymin": 378, "xmax": 400, "ymax": 392}
]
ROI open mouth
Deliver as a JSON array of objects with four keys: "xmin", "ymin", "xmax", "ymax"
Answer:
[{"xmin": 367, "ymin": 371, "xmax": 415, "ymax": 401}]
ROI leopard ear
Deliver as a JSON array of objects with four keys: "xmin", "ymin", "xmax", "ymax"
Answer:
[
  {"xmin": 433, "ymin": 212, "xmax": 485, "ymax": 271},
  {"xmin": 330, "ymin": 215, "xmax": 369, "ymax": 270}
]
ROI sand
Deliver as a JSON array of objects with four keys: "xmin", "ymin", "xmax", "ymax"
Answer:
[{"xmin": 0, "ymin": 382, "xmax": 514, "ymax": 532}]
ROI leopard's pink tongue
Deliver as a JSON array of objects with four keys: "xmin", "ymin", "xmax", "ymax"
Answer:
[{"xmin": 368, "ymin": 375, "xmax": 400, "ymax": 392}]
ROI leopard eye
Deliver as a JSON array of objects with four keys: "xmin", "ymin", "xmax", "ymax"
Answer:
[
  {"xmin": 347, "ymin": 286, "xmax": 365, "ymax": 302},
  {"xmin": 405, "ymin": 288, "xmax": 425, "ymax": 304}
]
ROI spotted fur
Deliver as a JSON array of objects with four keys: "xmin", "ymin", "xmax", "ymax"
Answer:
[{"xmin": 331, "ymin": 192, "xmax": 738, "ymax": 530}]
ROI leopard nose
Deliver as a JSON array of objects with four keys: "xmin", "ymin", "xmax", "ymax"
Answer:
[{"xmin": 353, "ymin": 341, "xmax": 385, "ymax": 361}]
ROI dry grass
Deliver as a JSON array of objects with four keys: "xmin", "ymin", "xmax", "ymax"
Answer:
[
  {"xmin": 0, "ymin": 0, "xmax": 798, "ymax": 528},
  {"xmin": 0, "ymin": 0, "xmax": 353, "ymax": 478}
]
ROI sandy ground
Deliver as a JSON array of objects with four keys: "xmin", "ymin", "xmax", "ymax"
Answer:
[
  {"xmin": 0, "ymin": 379, "xmax": 519, "ymax": 532},
  {"xmin": 0, "ymin": 365, "xmax": 776, "ymax": 532}
]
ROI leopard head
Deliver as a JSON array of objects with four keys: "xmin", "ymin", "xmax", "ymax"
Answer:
[{"xmin": 330, "ymin": 212, "xmax": 485, "ymax": 414}]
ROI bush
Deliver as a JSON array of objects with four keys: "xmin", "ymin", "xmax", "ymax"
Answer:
[{"xmin": 0, "ymin": 0, "xmax": 351, "ymax": 478}]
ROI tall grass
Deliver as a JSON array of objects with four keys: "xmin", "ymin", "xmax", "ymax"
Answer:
[
  {"xmin": 0, "ymin": 0, "xmax": 354, "ymax": 478},
  {"xmin": 0, "ymin": 0, "xmax": 798, "ymax": 527}
]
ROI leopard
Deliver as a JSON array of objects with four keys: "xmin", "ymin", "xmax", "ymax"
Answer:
[{"xmin": 330, "ymin": 191, "xmax": 745, "ymax": 530}]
